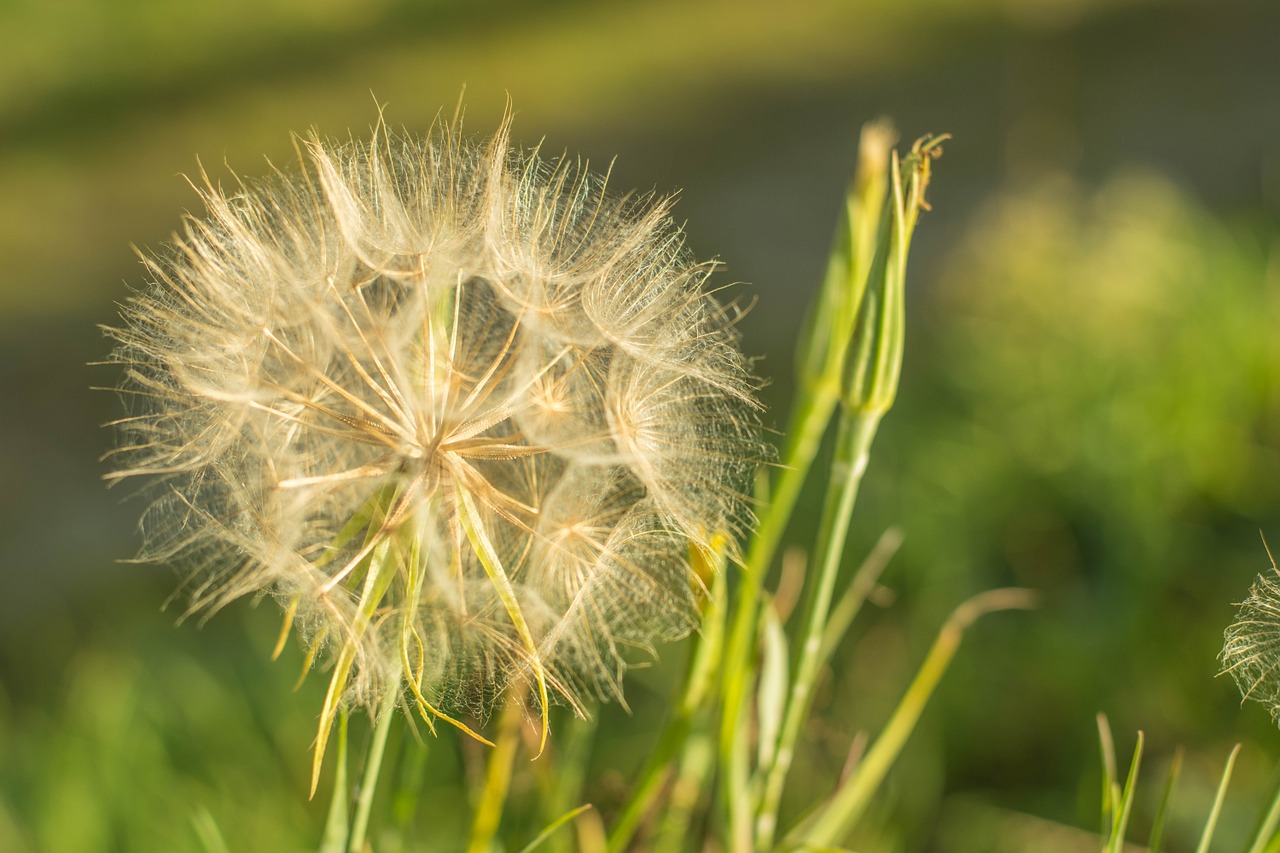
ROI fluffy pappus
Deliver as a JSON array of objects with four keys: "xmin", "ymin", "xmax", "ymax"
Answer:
[{"xmin": 105, "ymin": 115, "xmax": 765, "ymax": 754}]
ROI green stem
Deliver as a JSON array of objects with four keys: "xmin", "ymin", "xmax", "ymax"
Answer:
[
  {"xmin": 318, "ymin": 713, "xmax": 351, "ymax": 853},
  {"xmin": 607, "ymin": 567, "xmax": 727, "ymax": 853},
  {"xmin": 467, "ymin": 697, "xmax": 524, "ymax": 853},
  {"xmin": 348, "ymin": 690, "xmax": 399, "ymax": 853},
  {"xmin": 517, "ymin": 805, "xmax": 596, "ymax": 853},
  {"xmin": 747, "ymin": 386, "xmax": 841, "ymax": 581},
  {"xmin": 722, "ymin": 128, "xmax": 922, "ymax": 853},
  {"xmin": 720, "ymin": 384, "xmax": 839, "ymax": 850},
  {"xmin": 603, "ymin": 726, "xmax": 681, "ymax": 852},
  {"xmin": 384, "ymin": 732, "xmax": 430, "ymax": 853},
  {"xmin": 535, "ymin": 715, "xmax": 597, "ymax": 853},
  {"xmin": 652, "ymin": 717, "xmax": 717, "ymax": 853},
  {"xmin": 754, "ymin": 411, "xmax": 881, "ymax": 850}
]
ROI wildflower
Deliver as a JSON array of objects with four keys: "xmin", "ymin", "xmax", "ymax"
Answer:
[{"xmin": 105, "ymin": 117, "xmax": 763, "ymax": 757}]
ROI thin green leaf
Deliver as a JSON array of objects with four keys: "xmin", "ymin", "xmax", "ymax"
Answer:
[
  {"xmin": 788, "ymin": 588, "xmax": 1038, "ymax": 850},
  {"xmin": 190, "ymin": 806, "xmax": 232, "ymax": 853},
  {"xmin": 1148, "ymin": 747, "xmax": 1183, "ymax": 853},
  {"xmin": 1097, "ymin": 713, "xmax": 1119, "ymax": 830},
  {"xmin": 816, "ymin": 527, "xmax": 903, "ymax": 667},
  {"xmin": 312, "ymin": 532, "xmax": 398, "ymax": 794},
  {"xmin": 398, "ymin": 524, "xmax": 493, "ymax": 745},
  {"xmin": 517, "ymin": 805, "xmax": 595, "ymax": 853},
  {"xmin": 1195, "ymin": 743, "xmax": 1242, "ymax": 853},
  {"xmin": 310, "ymin": 488, "xmax": 406, "ymax": 794},
  {"xmin": 1108, "ymin": 732, "xmax": 1143, "ymax": 853},
  {"xmin": 1247, "ymin": 759, "xmax": 1280, "ymax": 853}
]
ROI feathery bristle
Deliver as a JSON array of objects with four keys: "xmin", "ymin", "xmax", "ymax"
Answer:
[{"xmin": 105, "ymin": 116, "xmax": 765, "ymax": 740}]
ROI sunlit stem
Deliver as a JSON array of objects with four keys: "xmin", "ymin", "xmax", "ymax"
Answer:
[{"xmin": 815, "ymin": 526, "xmax": 903, "ymax": 667}]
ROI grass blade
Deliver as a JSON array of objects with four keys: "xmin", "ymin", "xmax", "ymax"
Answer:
[
  {"xmin": 1108, "ymin": 732, "xmax": 1143, "ymax": 853},
  {"xmin": 788, "ymin": 588, "xmax": 1037, "ymax": 849},
  {"xmin": 1097, "ymin": 713, "xmax": 1119, "ymax": 832},
  {"xmin": 1195, "ymin": 743, "xmax": 1242, "ymax": 853},
  {"xmin": 1147, "ymin": 746, "xmax": 1183, "ymax": 853},
  {"xmin": 1247, "ymin": 760, "xmax": 1280, "ymax": 853},
  {"xmin": 517, "ymin": 805, "xmax": 595, "ymax": 853}
]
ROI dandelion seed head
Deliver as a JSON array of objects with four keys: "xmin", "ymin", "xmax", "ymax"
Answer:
[
  {"xmin": 1221, "ymin": 548, "xmax": 1280, "ymax": 725},
  {"xmin": 106, "ymin": 116, "xmax": 764, "ymax": 726}
]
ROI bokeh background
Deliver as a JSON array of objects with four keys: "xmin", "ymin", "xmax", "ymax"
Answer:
[{"xmin": 4, "ymin": 0, "xmax": 1280, "ymax": 849}]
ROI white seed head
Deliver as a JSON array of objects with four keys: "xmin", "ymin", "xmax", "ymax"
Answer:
[
  {"xmin": 106, "ymin": 118, "xmax": 763, "ymax": 726},
  {"xmin": 1222, "ymin": 548, "xmax": 1280, "ymax": 725}
]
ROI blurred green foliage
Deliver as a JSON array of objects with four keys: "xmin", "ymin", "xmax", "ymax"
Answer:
[
  {"xmin": 849, "ymin": 171, "xmax": 1280, "ymax": 846},
  {"xmin": 0, "ymin": 602, "xmax": 324, "ymax": 852},
  {"xmin": 4, "ymin": 0, "xmax": 1280, "ymax": 849}
]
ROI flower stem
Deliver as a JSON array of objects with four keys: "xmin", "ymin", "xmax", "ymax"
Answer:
[
  {"xmin": 753, "ymin": 410, "xmax": 881, "ymax": 850},
  {"xmin": 318, "ymin": 714, "xmax": 350, "ymax": 853},
  {"xmin": 467, "ymin": 696, "xmax": 524, "ymax": 853},
  {"xmin": 606, "ymin": 563, "xmax": 728, "ymax": 853},
  {"xmin": 719, "ymin": 123, "xmax": 902, "ymax": 851},
  {"xmin": 347, "ymin": 689, "xmax": 399, "ymax": 853}
]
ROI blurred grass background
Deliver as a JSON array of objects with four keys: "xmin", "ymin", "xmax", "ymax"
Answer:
[{"xmin": 4, "ymin": 0, "xmax": 1280, "ymax": 849}]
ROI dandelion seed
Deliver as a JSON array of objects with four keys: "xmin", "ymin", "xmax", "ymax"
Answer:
[{"xmin": 104, "ymin": 114, "xmax": 764, "ymax": 761}]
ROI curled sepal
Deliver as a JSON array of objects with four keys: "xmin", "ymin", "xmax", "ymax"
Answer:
[{"xmin": 457, "ymin": 486, "xmax": 552, "ymax": 757}]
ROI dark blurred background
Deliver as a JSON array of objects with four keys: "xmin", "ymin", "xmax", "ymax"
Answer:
[{"xmin": 4, "ymin": 0, "xmax": 1280, "ymax": 849}]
